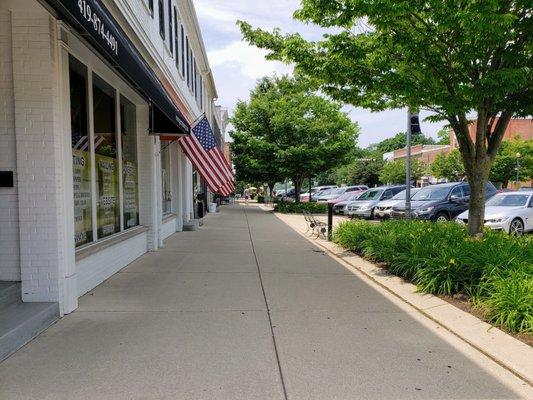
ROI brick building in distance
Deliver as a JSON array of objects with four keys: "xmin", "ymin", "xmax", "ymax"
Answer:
[
  {"xmin": 450, "ymin": 118, "xmax": 533, "ymax": 148},
  {"xmin": 384, "ymin": 118, "xmax": 532, "ymax": 186}
]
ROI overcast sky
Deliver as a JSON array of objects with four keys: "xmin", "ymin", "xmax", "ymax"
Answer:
[{"xmin": 195, "ymin": 0, "xmax": 447, "ymax": 147}]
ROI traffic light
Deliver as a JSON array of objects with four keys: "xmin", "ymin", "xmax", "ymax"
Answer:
[{"xmin": 409, "ymin": 112, "xmax": 421, "ymax": 135}]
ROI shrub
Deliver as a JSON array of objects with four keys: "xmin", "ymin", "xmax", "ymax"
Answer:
[
  {"xmin": 333, "ymin": 220, "xmax": 533, "ymax": 334},
  {"xmin": 274, "ymin": 201, "xmax": 328, "ymax": 214}
]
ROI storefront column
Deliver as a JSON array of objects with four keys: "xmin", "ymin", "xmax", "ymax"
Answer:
[
  {"xmin": 137, "ymin": 105, "xmax": 160, "ymax": 251},
  {"xmin": 11, "ymin": 10, "xmax": 69, "ymax": 307},
  {"xmin": 180, "ymin": 150, "xmax": 193, "ymax": 222},
  {"xmin": 171, "ymin": 142, "xmax": 183, "ymax": 231}
]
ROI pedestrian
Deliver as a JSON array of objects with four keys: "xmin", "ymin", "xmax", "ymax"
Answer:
[{"xmin": 243, "ymin": 187, "xmax": 250, "ymax": 205}]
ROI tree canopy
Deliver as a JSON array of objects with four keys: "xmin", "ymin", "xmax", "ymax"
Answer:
[
  {"xmin": 240, "ymin": 0, "xmax": 532, "ymax": 234},
  {"xmin": 490, "ymin": 139, "xmax": 533, "ymax": 187},
  {"xmin": 230, "ymin": 76, "xmax": 359, "ymax": 199},
  {"xmin": 380, "ymin": 158, "xmax": 425, "ymax": 185},
  {"xmin": 368, "ymin": 132, "xmax": 435, "ymax": 156},
  {"xmin": 430, "ymin": 149, "xmax": 466, "ymax": 182}
]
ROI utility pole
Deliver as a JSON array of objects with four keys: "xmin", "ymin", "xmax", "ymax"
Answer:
[
  {"xmin": 405, "ymin": 110, "xmax": 412, "ymax": 219},
  {"xmin": 405, "ymin": 109, "xmax": 421, "ymax": 219}
]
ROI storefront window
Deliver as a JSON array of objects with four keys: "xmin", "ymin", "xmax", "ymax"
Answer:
[
  {"xmin": 93, "ymin": 73, "xmax": 120, "ymax": 239},
  {"xmin": 121, "ymin": 95, "xmax": 139, "ymax": 229},
  {"xmin": 69, "ymin": 56, "xmax": 93, "ymax": 247},
  {"xmin": 161, "ymin": 142, "xmax": 172, "ymax": 214}
]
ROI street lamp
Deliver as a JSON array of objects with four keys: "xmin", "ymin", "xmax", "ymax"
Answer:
[{"xmin": 515, "ymin": 152, "xmax": 521, "ymax": 188}]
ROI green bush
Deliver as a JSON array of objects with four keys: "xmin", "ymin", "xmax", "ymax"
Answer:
[
  {"xmin": 333, "ymin": 220, "xmax": 533, "ymax": 334},
  {"xmin": 274, "ymin": 201, "xmax": 328, "ymax": 214}
]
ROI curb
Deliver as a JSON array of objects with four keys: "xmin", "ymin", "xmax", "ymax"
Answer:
[{"xmin": 271, "ymin": 210, "xmax": 533, "ymax": 388}]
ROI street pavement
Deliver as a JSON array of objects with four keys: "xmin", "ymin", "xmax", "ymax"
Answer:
[{"xmin": 0, "ymin": 204, "xmax": 530, "ymax": 399}]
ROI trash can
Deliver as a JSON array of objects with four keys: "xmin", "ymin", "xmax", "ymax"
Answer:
[
  {"xmin": 197, "ymin": 200, "xmax": 205, "ymax": 219},
  {"xmin": 208, "ymin": 202, "xmax": 217, "ymax": 213}
]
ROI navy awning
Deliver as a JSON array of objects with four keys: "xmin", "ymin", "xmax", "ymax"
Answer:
[{"xmin": 45, "ymin": 0, "xmax": 189, "ymax": 136}]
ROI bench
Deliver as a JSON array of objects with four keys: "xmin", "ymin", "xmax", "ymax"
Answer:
[{"xmin": 303, "ymin": 210, "xmax": 327, "ymax": 239}]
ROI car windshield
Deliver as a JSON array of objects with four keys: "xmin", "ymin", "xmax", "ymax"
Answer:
[
  {"xmin": 486, "ymin": 194, "xmax": 529, "ymax": 207},
  {"xmin": 326, "ymin": 188, "xmax": 345, "ymax": 197},
  {"xmin": 411, "ymin": 186, "xmax": 451, "ymax": 201},
  {"xmin": 358, "ymin": 189, "xmax": 382, "ymax": 200},
  {"xmin": 392, "ymin": 188, "xmax": 420, "ymax": 200},
  {"xmin": 338, "ymin": 191, "xmax": 358, "ymax": 200}
]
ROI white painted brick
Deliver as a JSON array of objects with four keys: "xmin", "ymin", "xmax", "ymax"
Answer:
[
  {"xmin": 76, "ymin": 233, "xmax": 148, "ymax": 296},
  {"xmin": 0, "ymin": 8, "xmax": 20, "ymax": 282}
]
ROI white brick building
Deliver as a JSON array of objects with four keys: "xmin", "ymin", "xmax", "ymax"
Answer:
[{"xmin": 0, "ymin": 0, "xmax": 226, "ymax": 359}]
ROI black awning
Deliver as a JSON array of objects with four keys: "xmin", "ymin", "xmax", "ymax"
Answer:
[{"xmin": 45, "ymin": 0, "xmax": 189, "ymax": 136}]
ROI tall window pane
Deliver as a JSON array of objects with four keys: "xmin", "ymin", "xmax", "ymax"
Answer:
[
  {"xmin": 69, "ymin": 56, "xmax": 93, "ymax": 247},
  {"xmin": 186, "ymin": 37, "xmax": 190, "ymax": 86},
  {"xmin": 120, "ymin": 95, "xmax": 139, "ymax": 229},
  {"xmin": 174, "ymin": 8, "xmax": 179, "ymax": 69},
  {"xmin": 180, "ymin": 25, "xmax": 185, "ymax": 76},
  {"xmin": 158, "ymin": 0, "xmax": 165, "ymax": 39},
  {"xmin": 93, "ymin": 73, "xmax": 120, "ymax": 239},
  {"xmin": 168, "ymin": 0, "xmax": 173, "ymax": 54}
]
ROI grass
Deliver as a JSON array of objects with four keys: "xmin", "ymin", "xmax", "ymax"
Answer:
[
  {"xmin": 274, "ymin": 201, "xmax": 328, "ymax": 214},
  {"xmin": 333, "ymin": 220, "xmax": 533, "ymax": 334}
]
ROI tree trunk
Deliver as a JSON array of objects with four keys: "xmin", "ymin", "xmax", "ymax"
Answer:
[
  {"xmin": 466, "ymin": 162, "xmax": 490, "ymax": 236},
  {"xmin": 451, "ymin": 109, "xmax": 512, "ymax": 236},
  {"xmin": 293, "ymin": 175, "xmax": 302, "ymax": 203},
  {"xmin": 268, "ymin": 182, "xmax": 275, "ymax": 203}
]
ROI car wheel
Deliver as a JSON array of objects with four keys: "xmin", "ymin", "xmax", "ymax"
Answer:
[
  {"xmin": 509, "ymin": 218, "xmax": 524, "ymax": 235},
  {"xmin": 435, "ymin": 212, "xmax": 449, "ymax": 222}
]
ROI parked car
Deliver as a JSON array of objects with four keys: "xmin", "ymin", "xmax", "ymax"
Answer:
[
  {"xmin": 300, "ymin": 185, "xmax": 337, "ymax": 202},
  {"xmin": 456, "ymin": 190, "xmax": 533, "ymax": 234},
  {"xmin": 316, "ymin": 185, "xmax": 367, "ymax": 202},
  {"xmin": 375, "ymin": 188, "xmax": 420, "ymax": 219},
  {"xmin": 346, "ymin": 185, "xmax": 406, "ymax": 219},
  {"xmin": 333, "ymin": 191, "xmax": 365, "ymax": 214},
  {"xmin": 328, "ymin": 187, "xmax": 367, "ymax": 205},
  {"xmin": 391, "ymin": 181, "xmax": 497, "ymax": 221}
]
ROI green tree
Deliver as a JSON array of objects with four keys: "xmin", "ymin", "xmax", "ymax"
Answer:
[
  {"xmin": 230, "ymin": 76, "xmax": 359, "ymax": 201},
  {"xmin": 369, "ymin": 132, "xmax": 435, "ymax": 156},
  {"xmin": 231, "ymin": 130, "xmax": 284, "ymax": 195},
  {"xmin": 348, "ymin": 158, "xmax": 384, "ymax": 187},
  {"xmin": 430, "ymin": 150, "xmax": 466, "ymax": 181},
  {"xmin": 490, "ymin": 139, "xmax": 533, "ymax": 187},
  {"xmin": 436, "ymin": 128, "xmax": 451, "ymax": 145},
  {"xmin": 240, "ymin": 1, "xmax": 532, "ymax": 235},
  {"xmin": 380, "ymin": 158, "xmax": 425, "ymax": 185}
]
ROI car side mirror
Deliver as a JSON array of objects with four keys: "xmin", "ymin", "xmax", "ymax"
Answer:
[{"xmin": 450, "ymin": 195, "xmax": 461, "ymax": 202}]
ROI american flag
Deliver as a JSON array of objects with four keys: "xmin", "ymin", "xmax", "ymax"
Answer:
[
  {"xmin": 72, "ymin": 130, "xmax": 105, "ymax": 151},
  {"xmin": 179, "ymin": 116, "xmax": 234, "ymax": 196}
]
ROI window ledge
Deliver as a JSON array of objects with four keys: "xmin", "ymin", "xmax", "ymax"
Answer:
[
  {"xmin": 75, "ymin": 226, "xmax": 149, "ymax": 262},
  {"xmin": 162, "ymin": 213, "xmax": 176, "ymax": 223}
]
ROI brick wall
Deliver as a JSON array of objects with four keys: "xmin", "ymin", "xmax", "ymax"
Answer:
[
  {"xmin": 0, "ymin": 9, "xmax": 20, "ymax": 282},
  {"xmin": 450, "ymin": 118, "xmax": 533, "ymax": 148}
]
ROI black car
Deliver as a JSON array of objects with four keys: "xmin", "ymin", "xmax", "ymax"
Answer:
[{"xmin": 390, "ymin": 181, "xmax": 497, "ymax": 221}]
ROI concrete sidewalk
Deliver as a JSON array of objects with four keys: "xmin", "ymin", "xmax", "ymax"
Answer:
[{"xmin": 0, "ymin": 205, "xmax": 530, "ymax": 399}]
